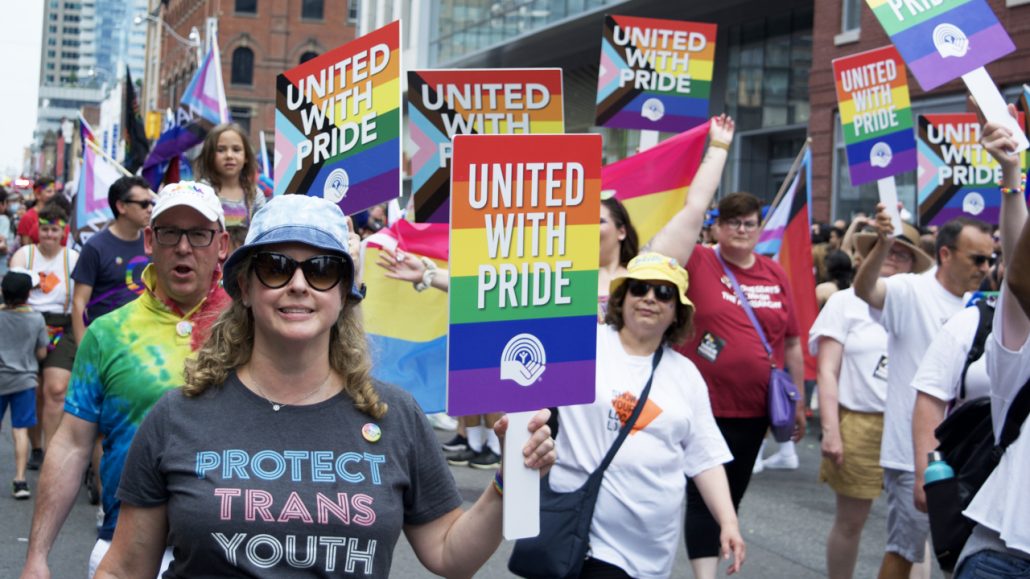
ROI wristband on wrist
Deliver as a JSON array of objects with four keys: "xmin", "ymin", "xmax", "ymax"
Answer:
[
  {"xmin": 709, "ymin": 140, "xmax": 731, "ymax": 151},
  {"xmin": 999, "ymin": 172, "xmax": 1027, "ymax": 197},
  {"xmin": 492, "ymin": 470, "xmax": 503, "ymax": 496},
  {"xmin": 413, "ymin": 257, "xmax": 438, "ymax": 292}
]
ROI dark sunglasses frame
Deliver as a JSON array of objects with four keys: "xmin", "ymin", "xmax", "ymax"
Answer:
[
  {"xmin": 123, "ymin": 199, "xmax": 156, "ymax": 209},
  {"xmin": 252, "ymin": 252, "xmax": 347, "ymax": 292},
  {"xmin": 626, "ymin": 279, "xmax": 678, "ymax": 303}
]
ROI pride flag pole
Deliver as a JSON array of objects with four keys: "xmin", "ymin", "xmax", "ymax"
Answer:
[{"xmin": 962, "ymin": 67, "xmax": 1029, "ymax": 152}]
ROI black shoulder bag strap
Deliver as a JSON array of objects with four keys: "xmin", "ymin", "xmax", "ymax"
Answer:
[
  {"xmin": 960, "ymin": 300, "xmax": 994, "ymax": 400},
  {"xmin": 998, "ymin": 376, "xmax": 1030, "ymax": 452}
]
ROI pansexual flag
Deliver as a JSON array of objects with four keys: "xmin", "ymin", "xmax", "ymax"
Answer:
[
  {"xmin": 832, "ymin": 46, "xmax": 916, "ymax": 186},
  {"xmin": 275, "ymin": 21, "xmax": 400, "ymax": 215},
  {"xmin": 363, "ymin": 220, "xmax": 449, "ymax": 413},
  {"xmin": 448, "ymin": 134, "xmax": 600, "ymax": 415},
  {"xmin": 596, "ymin": 15, "xmax": 716, "ymax": 133},
  {"xmin": 407, "ymin": 68, "xmax": 564, "ymax": 224},
  {"xmin": 601, "ymin": 121, "xmax": 708, "ymax": 246},
  {"xmin": 864, "ymin": 0, "xmax": 1014, "ymax": 91}
]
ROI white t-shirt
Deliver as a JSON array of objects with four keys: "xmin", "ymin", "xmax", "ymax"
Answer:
[
  {"xmin": 550, "ymin": 326, "xmax": 732, "ymax": 579},
  {"xmin": 963, "ymin": 291, "xmax": 1030, "ymax": 555},
  {"xmin": 874, "ymin": 270, "xmax": 965, "ymax": 471},
  {"xmin": 808, "ymin": 288, "xmax": 888, "ymax": 413},
  {"xmin": 912, "ymin": 304, "xmax": 991, "ymax": 404},
  {"xmin": 23, "ymin": 245, "xmax": 80, "ymax": 315}
]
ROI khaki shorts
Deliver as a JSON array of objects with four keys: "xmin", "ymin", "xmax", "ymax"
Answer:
[{"xmin": 819, "ymin": 408, "xmax": 884, "ymax": 500}]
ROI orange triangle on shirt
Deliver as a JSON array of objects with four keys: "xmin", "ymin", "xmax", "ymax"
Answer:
[
  {"xmin": 611, "ymin": 391, "xmax": 663, "ymax": 434},
  {"xmin": 38, "ymin": 272, "xmax": 60, "ymax": 294}
]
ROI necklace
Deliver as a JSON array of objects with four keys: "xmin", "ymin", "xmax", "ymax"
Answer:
[{"xmin": 244, "ymin": 368, "xmax": 334, "ymax": 412}]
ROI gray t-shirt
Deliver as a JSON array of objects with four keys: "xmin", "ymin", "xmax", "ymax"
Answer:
[
  {"xmin": 0, "ymin": 308, "xmax": 48, "ymax": 395},
  {"xmin": 118, "ymin": 373, "xmax": 463, "ymax": 578}
]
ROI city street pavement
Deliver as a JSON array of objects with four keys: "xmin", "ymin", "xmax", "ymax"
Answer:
[{"xmin": 1, "ymin": 414, "xmax": 943, "ymax": 577}]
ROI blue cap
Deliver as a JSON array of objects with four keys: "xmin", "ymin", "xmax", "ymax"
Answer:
[{"xmin": 222, "ymin": 195, "xmax": 364, "ymax": 301}]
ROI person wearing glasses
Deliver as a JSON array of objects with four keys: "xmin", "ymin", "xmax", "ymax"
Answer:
[
  {"xmin": 22, "ymin": 181, "xmax": 232, "ymax": 579},
  {"xmin": 93, "ymin": 194, "xmax": 556, "ymax": 578}
]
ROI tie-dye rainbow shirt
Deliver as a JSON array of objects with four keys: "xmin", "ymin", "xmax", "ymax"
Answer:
[{"xmin": 64, "ymin": 264, "xmax": 230, "ymax": 541}]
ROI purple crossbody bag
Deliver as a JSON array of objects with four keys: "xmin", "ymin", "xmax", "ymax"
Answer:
[{"xmin": 715, "ymin": 250, "xmax": 799, "ymax": 442}]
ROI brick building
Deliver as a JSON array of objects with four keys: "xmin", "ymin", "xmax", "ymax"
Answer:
[{"xmin": 809, "ymin": 0, "xmax": 1030, "ymax": 222}]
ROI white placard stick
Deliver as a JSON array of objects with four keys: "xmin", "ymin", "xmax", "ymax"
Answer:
[
  {"xmin": 639, "ymin": 130, "xmax": 660, "ymax": 152},
  {"xmin": 502, "ymin": 411, "xmax": 540, "ymax": 540},
  {"xmin": 962, "ymin": 67, "xmax": 1030, "ymax": 153},
  {"xmin": 877, "ymin": 176, "xmax": 905, "ymax": 236}
]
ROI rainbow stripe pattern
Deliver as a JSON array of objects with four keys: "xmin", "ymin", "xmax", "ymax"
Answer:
[
  {"xmin": 407, "ymin": 68, "xmax": 565, "ymax": 224},
  {"xmin": 448, "ymin": 134, "xmax": 600, "ymax": 415},
  {"xmin": 832, "ymin": 45, "xmax": 916, "ymax": 186},
  {"xmin": 865, "ymin": 0, "xmax": 1014, "ymax": 91},
  {"xmin": 596, "ymin": 15, "xmax": 716, "ymax": 133},
  {"xmin": 275, "ymin": 21, "xmax": 400, "ymax": 214}
]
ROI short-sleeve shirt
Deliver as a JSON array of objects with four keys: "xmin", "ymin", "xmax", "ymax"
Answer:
[
  {"xmin": 221, "ymin": 191, "xmax": 266, "ymax": 230},
  {"xmin": 0, "ymin": 308, "xmax": 49, "ymax": 395},
  {"xmin": 17, "ymin": 207, "xmax": 71, "ymax": 245},
  {"xmin": 808, "ymin": 288, "xmax": 888, "ymax": 413},
  {"xmin": 65, "ymin": 265, "xmax": 230, "ymax": 540},
  {"xmin": 676, "ymin": 245, "xmax": 800, "ymax": 418},
  {"xmin": 70, "ymin": 228, "xmax": 149, "ymax": 324},
  {"xmin": 117, "ymin": 376, "xmax": 463, "ymax": 578},
  {"xmin": 911, "ymin": 304, "xmax": 991, "ymax": 405},
  {"xmin": 550, "ymin": 325, "xmax": 732, "ymax": 579}
]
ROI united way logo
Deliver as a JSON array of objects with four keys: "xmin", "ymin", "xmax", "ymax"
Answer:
[
  {"xmin": 869, "ymin": 142, "xmax": 893, "ymax": 168},
  {"xmin": 932, "ymin": 23, "xmax": 969, "ymax": 59},
  {"xmin": 323, "ymin": 168, "xmax": 350, "ymax": 203},
  {"xmin": 500, "ymin": 333, "xmax": 547, "ymax": 387}
]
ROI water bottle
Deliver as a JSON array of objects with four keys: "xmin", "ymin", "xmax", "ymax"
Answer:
[{"xmin": 924, "ymin": 451, "xmax": 955, "ymax": 484}]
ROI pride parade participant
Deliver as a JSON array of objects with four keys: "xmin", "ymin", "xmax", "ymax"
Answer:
[
  {"xmin": 96, "ymin": 194, "xmax": 555, "ymax": 578},
  {"xmin": 196, "ymin": 123, "xmax": 266, "ymax": 251}
]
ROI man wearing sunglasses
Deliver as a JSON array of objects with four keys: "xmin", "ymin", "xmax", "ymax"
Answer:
[{"xmin": 24, "ymin": 181, "xmax": 231, "ymax": 579}]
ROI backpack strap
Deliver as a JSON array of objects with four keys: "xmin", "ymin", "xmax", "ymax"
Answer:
[
  {"xmin": 998, "ymin": 376, "xmax": 1030, "ymax": 451},
  {"xmin": 960, "ymin": 300, "xmax": 994, "ymax": 400}
]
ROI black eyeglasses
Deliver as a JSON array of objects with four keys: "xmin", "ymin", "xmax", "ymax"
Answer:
[
  {"xmin": 252, "ymin": 252, "xmax": 347, "ymax": 292},
  {"xmin": 626, "ymin": 280, "xmax": 678, "ymax": 303},
  {"xmin": 153, "ymin": 227, "xmax": 218, "ymax": 247},
  {"xmin": 124, "ymin": 199, "xmax": 155, "ymax": 209}
]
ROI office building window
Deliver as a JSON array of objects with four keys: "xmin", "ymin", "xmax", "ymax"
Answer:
[
  {"xmin": 348, "ymin": 0, "xmax": 358, "ymax": 22},
  {"xmin": 231, "ymin": 47, "xmax": 254, "ymax": 85},
  {"xmin": 236, "ymin": 0, "xmax": 256, "ymax": 14},
  {"xmin": 300, "ymin": 51, "xmax": 318, "ymax": 64},
  {"xmin": 302, "ymin": 0, "xmax": 323, "ymax": 20},
  {"xmin": 230, "ymin": 105, "xmax": 251, "ymax": 135},
  {"xmin": 842, "ymin": 0, "xmax": 861, "ymax": 33}
]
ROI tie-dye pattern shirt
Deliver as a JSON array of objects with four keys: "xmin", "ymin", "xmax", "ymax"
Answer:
[{"xmin": 64, "ymin": 264, "xmax": 230, "ymax": 540}]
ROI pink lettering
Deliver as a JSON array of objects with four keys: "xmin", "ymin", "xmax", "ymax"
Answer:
[
  {"xmin": 245, "ymin": 489, "xmax": 275, "ymax": 522},
  {"xmin": 278, "ymin": 491, "xmax": 314, "ymax": 523},
  {"xmin": 351, "ymin": 494, "xmax": 376, "ymax": 526},
  {"xmin": 316, "ymin": 492, "xmax": 351, "ymax": 525},
  {"xmin": 214, "ymin": 488, "xmax": 241, "ymax": 520}
]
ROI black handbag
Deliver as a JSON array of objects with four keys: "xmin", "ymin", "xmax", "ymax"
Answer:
[{"xmin": 508, "ymin": 347, "xmax": 664, "ymax": 579}]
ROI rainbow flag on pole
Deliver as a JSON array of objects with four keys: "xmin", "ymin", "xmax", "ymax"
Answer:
[{"xmin": 601, "ymin": 121, "xmax": 709, "ymax": 246}]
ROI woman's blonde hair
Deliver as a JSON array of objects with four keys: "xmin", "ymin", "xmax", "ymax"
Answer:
[{"xmin": 183, "ymin": 253, "xmax": 386, "ymax": 419}]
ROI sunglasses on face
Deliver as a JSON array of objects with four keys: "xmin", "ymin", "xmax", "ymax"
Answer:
[
  {"xmin": 967, "ymin": 253, "xmax": 996, "ymax": 267},
  {"xmin": 124, "ymin": 198, "xmax": 155, "ymax": 209},
  {"xmin": 626, "ymin": 280, "xmax": 678, "ymax": 303},
  {"xmin": 252, "ymin": 252, "xmax": 347, "ymax": 292}
]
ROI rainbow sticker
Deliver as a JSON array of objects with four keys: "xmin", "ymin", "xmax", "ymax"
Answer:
[
  {"xmin": 448, "ymin": 134, "xmax": 600, "ymax": 415},
  {"xmin": 407, "ymin": 68, "xmax": 564, "ymax": 224},
  {"xmin": 833, "ymin": 46, "xmax": 916, "ymax": 186},
  {"xmin": 596, "ymin": 15, "xmax": 716, "ymax": 133},
  {"xmin": 865, "ymin": 0, "xmax": 1014, "ymax": 91},
  {"xmin": 274, "ymin": 21, "xmax": 400, "ymax": 214},
  {"xmin": 917, "ymin": 113, "xmax": 1027, "ymax": 226}
]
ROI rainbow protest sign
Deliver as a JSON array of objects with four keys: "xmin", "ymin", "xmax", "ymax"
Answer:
[
  {"xmin": 407, "ymin": 68, "xmax": 564, "ymax": 224},
  {"xmin": 448, "ymin": 134, "xmax": 600, "ymax": 415},
  {"xmin": 832, "ymin": 46, "xmax": 916, "ymax": 186},
  {"xmin": 864, "ymin": 0, "xmax": 1014, "ymax": 91},
  {"xmin": 596, "ymin": 15, "xmax": 716, "ymax": 133},
  {"xmin": 274, "ymin": 21, "xmax": 400, "ymax": 214},
  {"xmin": 917, "ymin": 113, "xmax": 1027, "ymax": 226}
]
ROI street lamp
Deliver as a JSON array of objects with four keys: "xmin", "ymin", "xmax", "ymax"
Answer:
[{"xmin": 134, "ymin": 13, "xmax": 202, "ymax": 64}]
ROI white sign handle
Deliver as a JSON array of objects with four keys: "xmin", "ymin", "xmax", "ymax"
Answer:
[
  {"xmin": 876, "ymin": 176, "xmax": 905, "ymax": 236},
  {"xmin": 962, "ymin": 67, "xmax": 1030, "ymax": 153},
  {"xmin": 502, "ymin": 411, "xmax": 540, "ymax": 540},
  {"xmin": 639, "ymin": 130, "xmax": 660, "ymax": 153}
]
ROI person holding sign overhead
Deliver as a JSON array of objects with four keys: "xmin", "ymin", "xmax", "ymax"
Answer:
[{"xmin": 95, "ymin": 195, "xmax": 556, "ymax": 578}]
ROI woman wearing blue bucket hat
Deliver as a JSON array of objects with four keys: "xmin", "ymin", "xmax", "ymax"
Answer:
[{"xmin": 96, "ymin": 194, "xmax": 556, "ymax": 578}]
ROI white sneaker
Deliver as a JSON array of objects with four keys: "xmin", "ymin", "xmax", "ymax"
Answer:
[
  {"xmin": 762, "ymin": 452, "xmax": 799, "ymax": 470},
  {"xmin": 752, "ymin": 456, "xmax": 764, "ymax": 474},
  {"xmin": 427, "ymin": 413, "xmax": 458, "ymax": 431}
]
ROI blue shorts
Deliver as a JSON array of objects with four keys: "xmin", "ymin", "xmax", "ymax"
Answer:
[{"xmin": 0, "ymin": 388, "xmax": 38, "ymax": 429}]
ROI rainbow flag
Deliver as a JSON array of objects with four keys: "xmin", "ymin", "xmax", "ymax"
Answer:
[
  {"xmin": 363, "ymin": 220, "xmax": 449, "ymax": 413},
  {"xmin": 596, "ymin": 15, "xmax": 716, "ymax": 133},
  {"xmin": 864, "ymin": 0, "xmax": 1014, "ymax": 91},
  {"xmin": 407, "ymin": 68, "xmax": 564, "ymax": 223},
  {"xmin": 601, "ymin": 121, "xmax": 709, "ymax": 246},
  {"xmin": 275, "ymin": 21, "xmax": 400, "ymax": 215},
  {"xmin": 832, "ymin": 46, "xmax": 916, "ymax": 186},
  {"xmin": 448, "ymin": 134, "xmax": 600, "ymax": 415}
]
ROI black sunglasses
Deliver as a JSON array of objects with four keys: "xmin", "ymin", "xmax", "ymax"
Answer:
[
  {"xmin": 968, "ymin": 253, "xmax": 996, "ymax": 267},
  {"xmin": 124, "ymin": 198, "xmax": 156, "ymax": 208},
  {"xmin": 626, "ymin": 280, "xmax": 678, "ymax": 303},
  {"xmin": 252, "ymin": 252, "xmax": 347, "ymax": 292}
]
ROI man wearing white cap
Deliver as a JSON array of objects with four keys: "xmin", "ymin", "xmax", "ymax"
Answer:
[{"xmin": 22, "ymin": 182, "xmax": 231, "ymax": 579}]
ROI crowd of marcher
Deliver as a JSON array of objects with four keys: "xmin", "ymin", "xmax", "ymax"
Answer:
[{"xmin": 1, "ymin": 108, "xmax": 1028, "ymax": 579}]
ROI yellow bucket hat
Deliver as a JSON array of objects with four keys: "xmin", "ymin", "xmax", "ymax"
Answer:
[{"xmin": 609, "ymin": 252, "xmax": 693, "ymax": 308}]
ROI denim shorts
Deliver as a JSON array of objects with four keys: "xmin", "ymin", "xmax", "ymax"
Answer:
[{"xmin": 956, "ymin": 549, "xmax": 1030, "ymax": 579}]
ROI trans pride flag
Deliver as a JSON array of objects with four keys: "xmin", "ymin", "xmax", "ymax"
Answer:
[
  {"xmin": 601, "ymin": 121, "xmax": 708, "ymax": 246},
  {"xmin": 73, "ymin": 140, "xmax": 129, "ymax": 241},
  {"xmin": 363, "ymin": 220, "xmax": 449, "ymax": 413}
]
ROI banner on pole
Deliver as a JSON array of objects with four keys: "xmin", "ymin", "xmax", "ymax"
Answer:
[
  {"xmin": 275, "ymin": 20, "xmax": 400, "ymax": 214},
  {"xmin": 595, "ymin": 15, "xmax": 716, "ymax": 133},
  {"xmin": 407, "ymin": 68, "xmax": 564, "ymax": 224},
  {"xmin": 448, "ymin": 134, "xmax": 601, "ymax": 415},
  {"xmin": 917, "ymin": 113, "xmax": 1027, "ymax": 226}
]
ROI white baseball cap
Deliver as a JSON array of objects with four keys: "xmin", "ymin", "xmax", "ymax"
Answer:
[{"xmin": 151, "ymin": 181, "xmax": 225, "ymax": 229}]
